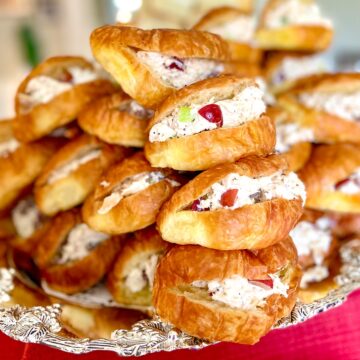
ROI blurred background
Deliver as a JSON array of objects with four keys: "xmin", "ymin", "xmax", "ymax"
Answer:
[{"xmin": 0, "ymin": 0, "xmax": 359, "ymax": 118}]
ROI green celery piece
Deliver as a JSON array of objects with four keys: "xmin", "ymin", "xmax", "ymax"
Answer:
[{"xmin": 178, "ymin": 106, "xmax": 193, "ymax": 122}]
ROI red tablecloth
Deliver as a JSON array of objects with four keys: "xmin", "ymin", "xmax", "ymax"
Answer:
[{"xmin": 2, "ymin": 290, "xmax": 360, "ymax": 360}]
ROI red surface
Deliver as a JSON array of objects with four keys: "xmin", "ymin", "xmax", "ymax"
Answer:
[{"xmin": 1, "ymin": 290, "xmax": 360, "ymax": 360}]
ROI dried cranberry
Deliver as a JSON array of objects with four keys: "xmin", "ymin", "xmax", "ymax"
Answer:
[
  {"xmin": 220, "ymin": 189, "xmax": 238, "ymax": 207},
  {"xmin": 167, "ymin": 57, "xmax": 185, "ymax": 71},
  {"xmin": 249, "ymin": 279, "xmax": 274, "ymax": 288},
  {"xmin": 198, "ymin": 104, "xmax": 223, "ymax": 127},
  {"xmin": 190, "ymin": 199, "xmax": 209, "ymax": 212},
  {"xmin": 191, "ymin": 199, "xmax": 202, "ymax": 211},
  {"xmin": 58, "ymin": 69, "xmax": 73, "ymax": 83},
  {"xmin": 335, "ymin": 178, "xmax": 350, "ymax": 190}
]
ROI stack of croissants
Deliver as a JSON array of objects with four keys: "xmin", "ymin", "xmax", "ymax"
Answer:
[{"xmin": 1, "ymin": 0, "xmax": 360, "ymax": 345}]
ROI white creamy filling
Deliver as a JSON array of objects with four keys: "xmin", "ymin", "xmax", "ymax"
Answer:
[
  {"xmin": 275, "ymin": 122, "xmax": 314, "ymax": 153},
  {"xmin": 124, "ymin": 254, "xmax": 159, "ymax": 293},
  {"xmin": 0, "ymin": 139, "xmax": 20, "ymax": 158},
  {"xmin": 299, "ymin": 91, "xmax": 360, "ymax": 121},
  {"xmin": 149, "ymin": 86, "xmax": 266, "ymax": 142},
  {"xmin": 55, "ymin": 223, "xmax": 109, "ymax": 264},
  {"xmin": 336, "ymin": 169, "xmax": 360, "ymax": 194},
  {"xmin": 209, "ymin": 15, "xmax": 256, "ymax": 43},
  {"xmin": 195, "ymin": 171, "xmax": 306, "ymax": 211},
  {"xmin": 11, "ymin": 197, "xmax": 41, "ymax": 238},
  {"xmin": 290, "ymin": 218, "xmax": 332, "ymax": 266},
  {"xmin": 192, "ymin": 274, "xmax": 288, "ymax": 310},
  {"xmin": 47, "ymin": 149, "xmax": 102, "ymax": 184},
  {"xmin": 19, "ymin": 66, "xmax": 98, "ymax": 110},
  {"xmin": 272, "ymin": 56, "xmax": 326, "ymax": 85},
  {"xmin": 137, "ymin": 51, "xmax": 223, "ymax": 89},
  {"xmin": 98, "ymin": 172, "xmax": 180, "ymax": 215},
  {"xmin": 265, "ymin": 0, "xmax": 333, "ymax": 29},
  {"xmin": 300, "ymin": 265, "xmax": 329, "ymax": 288}
]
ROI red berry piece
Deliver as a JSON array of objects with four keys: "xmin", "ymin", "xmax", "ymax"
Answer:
[
  {"xmin": 198, "ymin": 104, "xmax": 223, "ymax": 127},
  {"xmin": 220, "ymin": 189, "xmax": 238, "ymax": 207},
  {"xmin": 335, "ymin": 178, "xmax": 350, "ymax": 190},
  {"xmin": 190, "ymin": 199, "xmax": 209, "ymax": 211},
  {"xmin": 58, "ymin": 69, "xmax": 73, "ymax": 83},
  {"xmin": 249, "ymin": 279, "xmax": 274, "ymax": 289},
  {"xmin": 167, "ymin": 57, "xmax": 185, "ymax": 71}
]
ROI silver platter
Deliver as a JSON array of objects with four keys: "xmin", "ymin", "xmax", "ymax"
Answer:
[{"xmin": 0, "ymin": 240, "xmax": 359, "ymax": 357}]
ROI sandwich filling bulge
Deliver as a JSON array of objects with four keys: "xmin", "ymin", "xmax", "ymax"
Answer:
[
  {"xmin": 98, "ymin": 172, "xmax": 180, "ymax": 214},
  {"xmin": 53, "ymin": 223, "xmax": 109, "ymax": 265},
  {"xmin": 264, "ymin": 0, "xmax": 332, "ymax": 29},
  {"xmin": 290, "ymin": 217, "xmax": 332, "ymax": 287},
  {"xmin": 190, "ymin": 171, "xmax": 306, "ymax": 211},
  {"xmin": 19, "ymin": 66, "xmax": 99, "ymax": 113},
  {"xmin": 192, "ymin": 273, "xmax": 289, "ymax": 310},
  {"xmin": 149, "ymin": 85, "xmax": 266, "ymax": 142},
  {"xmin": 137, "ymin": 51, "xmax": 224, "ymax": 90}
]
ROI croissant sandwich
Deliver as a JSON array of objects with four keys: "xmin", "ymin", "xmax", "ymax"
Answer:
[
  {"xmin": 153, "ymin": 238, "xmax": 301, "ymax": 344},
  {"xmin": 145, "ymin": 76, "xmax": 275, "ymax": 171},
  {"xmin": 90, "ymin": 25, "xmax": 229, "ymax": 109},
  {"xmin": 35, "ymin": 134, "xmax": 130, "ymax": 216},
  {"xmin": 157, "ymin": 154, "xmax": 305, "ymax": 250},
  {"xmin": 13, "ymin": 56, "xmax": 115, "ymax": 142},
  {"xmin": 82, "ymin": 152, "xmax": 182, "ymax": 234},
  {"xmin": 255, "ymin": 0, "xmax": 333, "ymax": 51},
  {"xmin": 299, "ymin": 143, "xmax": 360, "ymax": 213}
]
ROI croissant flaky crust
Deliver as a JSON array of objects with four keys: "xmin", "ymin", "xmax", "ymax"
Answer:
[
  {"xmin": 255, "ymin": 0, "xmax": 333, "ymax": 51},
  {"xmin": 153, "ymin": 238, "xmax": 301, "ymax": 344},
  {"xmin": 13, "ymin": 56, "xmax": 115, "ymax": 142},
  {"xmin": 278, "ymin": 73, "xmax": 360, "ymax": 144},
  {"xmin": 78, "ymin": 91, "xmax": 151, "ymax": 147},
  {"xmin": 192, "ymin": 6, "xmax": 262, "ymax": 63},
  {"xmin": 0, "ymin": 120, "xmax": 64, "ymax": 212},
  {"xmin": 35, "ymin": 209, "xmax": 123, "ymax": 294},
  {"xmin": 34, "ymin": 134, "xmax": 129, "ymax": 216},
  {"xmin": 82, "ymin": 152, "xmax": 181, "ymax": 235},
  {"xmin": 90, "ymin": 25, "xmax": 230, "ymax": 109},
  {"xmin": 107, "ymin": 226, "xmax": 167, "ymax": 306},
  {"xmin": 299, "ymin": 144, "xmax": 360, "ymax": 213},
  {"xmin": 157, "ymin": 155, "xmax": 303, "ymax": 250},
  {"xmin": 145, "ymin": 76, "xmax": 275, "ymax": 171}
]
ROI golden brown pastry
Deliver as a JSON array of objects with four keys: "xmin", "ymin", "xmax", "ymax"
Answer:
[
  {"xmin": 78, "ymin": 91, "xmax": 154, "ymax": 147},
  {"xmin": 90, "ymin": 25, "xmax": 229, "ymax": 109},
  {"xmin": 278, "ymin": 73, "xmax": 360, "ymax": 144},
  {"xmin": 157, "ymin": 154, "xmax": 305, "ymax": 250},
  {"xmin": 59, "ymin": 304, "xmax": 148, "ymax": 339},
  {"xmin": 10, "ymin": 195, "xmax": 49, "ymax": 253},
  {"xmin": 107, "ymin": 226, "xmax": 167, "ymax": 307},
  {"xmin": 193, "ymin": 7, "xmax": 262, "ymax": 63},
  {"xmin": 153, "ymin": 238, "xmax": 301, "ymax": 344},
  {"xmin": 222, "ymin": 61, "xmax": 262, "ymax": 78},
  {"xmin": 35, "ymin": 209, "xmax": 123, "ymax": 294},
  {"xmin": 82, "ymin": 152, "xmax": 182, "ymax": 235},
  {"xmin": 34, "ymin": 134, "xmax": 130, "ymax": 216},
  {"xmin": 13, "ymin": 56, "xmax": 115, "ymax": 142},
  {"xmin": 145, "ymin": 76, "xmax": 275, "ymax": 171},
  {"xmin": 268, "ymin": 106, "xmax": 312, "ymax": 172},
  {"xmin": 289, "ymin": 209, "xmax": 339, "ymax": 300},
  {"xmin": 264, "ymin": 51, "xmax": 326, "ymax": 94},
  {"xmin": 0, "ymin": 120, "xmax": 63, "ymax": 212},
  {"xmin": 0, "ymin": 216, "xmax": 15, "ymax": 240},
  {"xmin": 255, "ymin": 0, "xmax": 333, "ymax": 51},
  {"xmin": 299, "ymin": 144, "xmax": 360, "ymax": 213}
]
